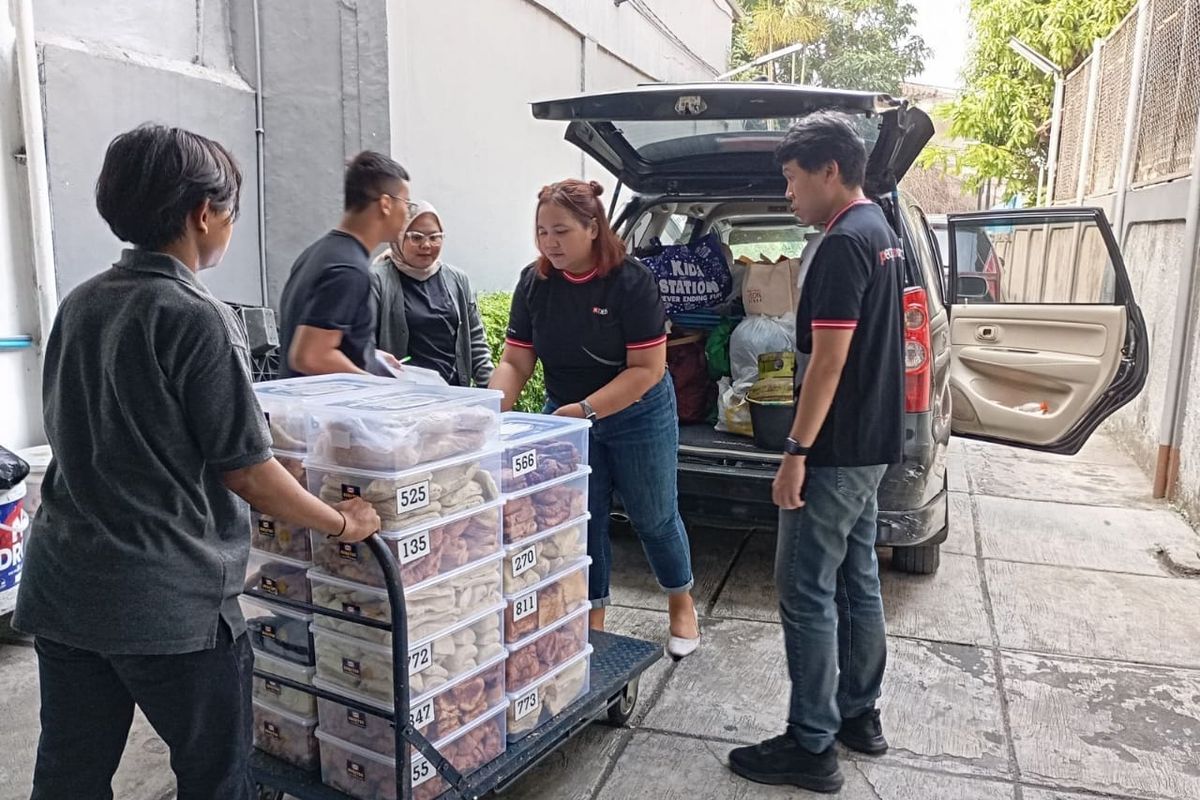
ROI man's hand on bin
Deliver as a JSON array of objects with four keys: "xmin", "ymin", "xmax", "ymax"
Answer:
[{"xmin": 334, "ymin": 498, "xmax": 382, "ymax": 543}]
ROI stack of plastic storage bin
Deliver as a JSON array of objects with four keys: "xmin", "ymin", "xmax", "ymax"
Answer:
[
  {"xmin": 300, "ymin": 385, "xmax": 511, "ymax": 799},
  {"xmin": 243, "ymin": 375, "xmax": 394, "ymax": 773},
  {"xmin": 496, "ymin": 413, "xmax": 595, "ymax": 743}
]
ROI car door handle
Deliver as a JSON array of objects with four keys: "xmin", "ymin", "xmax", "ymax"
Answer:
[{"xmin": 976, "ymin": 325, "xmax": 998, "ymax": 343}]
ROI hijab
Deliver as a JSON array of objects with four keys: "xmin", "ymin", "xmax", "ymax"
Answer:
[{"xmin": 382, "ymin": 200, "xmax": 443, "ymax": 281}]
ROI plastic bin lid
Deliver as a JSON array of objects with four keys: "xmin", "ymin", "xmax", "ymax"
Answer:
[
  {"xmin": 253, "ymin": 647, "xmax": 317, "ymax": 683},
  {"xmin": 247, "ymin": 550, "xmax": 312, "ymax": 570},
  {"xmin": 253, "ymin": 375, "xmax": 392, "ymax": 399},
  {"xmin": 379, "ymin": 497, "xmax": 504, "ymax": 542},
  {"xmin": 314, "ymin": 648, "xmax": 508, "ymax": 715},
  {"xmin": 499, "ymin": 413, "xmax": 591, "ymax": 444},
  {"xmin": 303, "ymin": 443, "xmax": 503, "ymax": 484},
  {"xmin": 241, "ymin": 593, "xmax": 314, "ymax": 622},
  {"xmin": 312, "ymin": 385, "xmax": 502, "ymax": 413},
  {"xmin": 503, "ymin": 465, "xmax": 591, "ymax": 502},
  {"xmin": 306, "ymin": 550, "xmax": 502, "ymax": 599},
  {"xmin": 251, "ymin": 697, "xmax": 318, "ymax": 727},
  {"xmin": 505, "ymin": 644, "xmax": 592, "ymax": 701}
]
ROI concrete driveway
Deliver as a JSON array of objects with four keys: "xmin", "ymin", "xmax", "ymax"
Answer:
[{"xmin": 2, "ymin": 435, "xmax": 1198, "ymax": 800}]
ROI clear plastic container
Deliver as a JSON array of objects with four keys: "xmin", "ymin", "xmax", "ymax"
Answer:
[
  {"xmin": 253, "ymin": 648, "xmax": 317, "ymax": 716},
  {"xmin": 306, "ymin": 449, "xmax": 503, "ymax": 538},
  {"xmin": 253, "ymin": 698, "xmax": 320, "ymax": 771},
  {"xmin": 310, "ymin": 500, "xmax": 503, "ymax": 590},
  {"xmin": 501, "ymin": 515, "xmax": 588, "ymax": 594},
  {"xmin": 312, "ymin": 604, "xmax": 505, "ymax": 703},
  {"xmin": 505, "ymin": 604, "xmax": 589, "ymax": 693},
  {"xmin": 308, "ymin": 553, "xmax": 503, "ymax": 645},
  {"xmin": 316, "ymin": 702, "xmax": 508, "ymax": 800},
  {"xmin": 498, "ymin": 413, "xmax": 591, "ymax": 494},
  {"xmin": 272, "ymin": 449, "xmax": 309, "ymax": 488},
  {"xmin": 306, "ymin": 386, "xmax": 502, "ymax": 473},
  {"xmin": 506, "ymin": 645, "xmax": 592, "ymax": 741},
  {"xmin": 251, "ymin": 503, "xmax": 313, "ymax": 562},
  {"xmin": 242, "ymin": 594, "xmax": 315, "ymax": 666},
  {"xmin": 502, "ymin": 468, "xmax": 590, "ymax": 545},
  {"xmin": 503, "ymin": 557, "xmax": 591, "ymax": 644},
  {"xmin": 254, "ymin": 375, "xmax": 393, "ymax": 451},
  {"xmin": 245, "ymin": 551, "xmax": 312, "ymax": 603},
  {"xmin": 314, "ymin": 650, "xmax": 506, "ymax": 755}
]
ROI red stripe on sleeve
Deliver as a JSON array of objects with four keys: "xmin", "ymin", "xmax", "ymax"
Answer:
[
  {"xmin": 811, "ymin": 320, "xmax": 859, "ymax": 330},
  {"xmin": 626, "ymin": 335, "xmax": 668, "ymax": 350},
  {"xmin": 504, "ymin": 337, "xmax": 535, "ymax": 349}
]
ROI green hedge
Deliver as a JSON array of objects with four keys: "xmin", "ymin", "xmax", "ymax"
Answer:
[{"xmin": 478, "ymin": 291, "xmax": 547, "ymax": 413}]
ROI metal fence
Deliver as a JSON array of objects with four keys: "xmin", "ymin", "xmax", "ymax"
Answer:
[{"xmin": 1051, "ymin": 0, "xmax": 1200, "ymax": 201}]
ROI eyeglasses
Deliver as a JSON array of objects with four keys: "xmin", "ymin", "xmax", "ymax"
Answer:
[
  {"xmin": 404, "ymin": 231, "xmax": 445, "ymax": 245},
  {"xmin": 377, "ymin": 194, "xmax": 419, "ymax": 218}
]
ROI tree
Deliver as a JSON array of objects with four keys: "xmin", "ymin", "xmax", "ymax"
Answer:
[
  {"xmin": 928, "ymin": 0, "xmax": 1134, "ymax": 202},
  {"xmin": 732, "ymin": 0, "xmax": 928, "ymax": 93}
]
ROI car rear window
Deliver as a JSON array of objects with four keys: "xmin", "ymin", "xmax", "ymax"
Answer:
[{"xmin": 619, "ymin": 116, "xmax": 882, "ymax": 164}]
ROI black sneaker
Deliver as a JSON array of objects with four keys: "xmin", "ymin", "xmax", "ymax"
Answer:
[
  {"xmin": 837, "ymin": 708, "xmax": 889, "ymax": 755},
  {"xmin": 728, "ymin": 734, "xmax": 844, "ymax": 793}
]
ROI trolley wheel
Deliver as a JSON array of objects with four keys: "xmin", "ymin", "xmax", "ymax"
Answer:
[
  {"xmin": 256, "ymin": 785, "xmax": 284, "ymax": 800},
  {"xmin": 607, "ymin": 677, "xmax": 640, "ymax": 726}
]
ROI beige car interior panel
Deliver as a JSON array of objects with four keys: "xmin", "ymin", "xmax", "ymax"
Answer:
[{"xmin": 949, "ymin": 305, "xmax": 1127, "ymax": 445}]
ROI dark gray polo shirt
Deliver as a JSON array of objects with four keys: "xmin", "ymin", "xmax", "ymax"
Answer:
[{"xmin": 13, "ymin": 249, "xmax": 273, "ymax": 655}]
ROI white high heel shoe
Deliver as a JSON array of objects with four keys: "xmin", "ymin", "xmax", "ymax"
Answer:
[{"xmin": 666, "ymin": 608, "xmax": 701, "ymax": 660}]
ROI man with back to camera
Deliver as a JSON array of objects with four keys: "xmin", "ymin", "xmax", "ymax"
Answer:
[
  {"xmin": 728, "ymin": 112, "xmax": 906, "ymax": 793},
  {"xmin": 13, "ymin": 124, "xmax": 381, "ymax": 800},
  {"xmin": 278, "ymin": 150, "xmax": 414, "ymax": 377}
]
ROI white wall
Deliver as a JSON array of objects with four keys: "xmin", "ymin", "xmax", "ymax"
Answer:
[
  {"xmin": 388, "ymin": 0, "xmax": 735, "ymax": 291},
  {"xmin": 0, "ymin": 6, "xmax": 43, "ymax": 449}
]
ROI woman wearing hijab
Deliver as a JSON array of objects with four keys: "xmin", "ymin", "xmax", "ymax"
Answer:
[{"xmin": 370, "ymin": 202, "xmax": 494, "ymax": 386}]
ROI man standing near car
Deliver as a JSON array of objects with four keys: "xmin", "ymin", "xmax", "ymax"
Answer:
[
  {"xmin": 728, "ymin": 112, "xmax": 905, "ymax": 793},
  {"xmin": 278, "ymin": 151, "xmax": 413, "ymax": 377}
]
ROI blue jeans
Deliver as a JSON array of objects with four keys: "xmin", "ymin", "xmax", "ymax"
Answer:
[
  {"xmin": 776, "ymin": 464, "xmax": 888, "ymax": 753},
  {"xmin": 546, "ymin": 375, "xmax": 694, "ymax": 607}
]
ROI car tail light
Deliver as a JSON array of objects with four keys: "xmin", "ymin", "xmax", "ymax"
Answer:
[{"xmin": 904, "ymin": 287, "xmax": 932, "ymax": 413}]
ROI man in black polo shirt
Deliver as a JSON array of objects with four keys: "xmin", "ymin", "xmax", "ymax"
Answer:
[
  {"xmin": 279, "ymin": 151, "xmax": 413, "ymax": 377},
  {"xmin": 729, "ymin": 112, "xmax": 904, "ymax": 793}
]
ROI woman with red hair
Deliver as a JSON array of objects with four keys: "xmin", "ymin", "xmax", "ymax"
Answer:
[{"xmin": 491, "ymin": 179, "xmax": 700, "ymax": 659}]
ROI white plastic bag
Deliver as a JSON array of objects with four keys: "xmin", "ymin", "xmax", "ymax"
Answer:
[
  {"xmin": 715, "ymin": 376, "xmax": 754, "ymax": 436},
  {"xmin": 729, "ymin": 314, "xmax": 797, "ymax": 386}
]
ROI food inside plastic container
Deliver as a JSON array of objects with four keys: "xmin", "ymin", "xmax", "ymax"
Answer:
[
  {"xmin": 241, "ymin": 595, "xmax": 315, "ymax": 665},
  {"xmin": 310, "ymin": 500, "xmax": 502, "ymax": 590},
  {"xmin": 245, "ymin": 551, "xmax": 312, "ymax": 603},
  {"xmin": 498, "ymin": 413, "xmax": 590, "ymax": 493},
  {"xmin": 501, "ymin": 517, "xmax": 588, "ymax": 594},
  {"xmin": 503, "ymin": 557, "xmax": 590, "ymax": 643},
  {"xmin": 312, "ymin": 604, "xmax": 505, "ymax": 703},
  {"xmin": 251, "ymin": 509, "xmax": 313, "ymax": 562},
  {"xmin": 505, "ymin": 604, "xmax": 589, "ymax": 693},
  {"xmin": 253, "ymin": 648, "xmax": 317, "ymax": 716},
  {"xmin": 314, "ymin": 650, "xmax": 506, "ymax": 756},
  {"xmin": 306, "ymin": 386, "xmax": 502, "ymax": 473},
  {"xmin": 252, "ymin": 699, "xmax": 319, "ymax": 771},
  {"xmin": 254, "ymin": 374, "xmax": 392, "ymax": 451},
  {"xmin": 502, "ymin": 468, "xmax": 590, "ymax": 545},
  {"xmin": 308, "ymin": 450, "xmax": 502, "ymax": 537},
  {"xmin": 308, "ymin": 554, "xmax": 502, "ymax": 645},
  {"xmin": 507, "ymin": 645, "xmax": 592, "ymax": 740},
  {"xmin": 316, "ymin": 702, "xmax": 508, "ymax": 800}
]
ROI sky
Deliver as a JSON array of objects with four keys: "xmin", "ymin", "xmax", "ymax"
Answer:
[{"xmin": 910, "ymin": 0, "xmax": 971, "ymax": 88}]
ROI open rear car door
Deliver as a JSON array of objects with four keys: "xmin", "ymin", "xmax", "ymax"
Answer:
[{"xmin": 945, "ymin": 208, "xmax": 1148, "ymax": 455}]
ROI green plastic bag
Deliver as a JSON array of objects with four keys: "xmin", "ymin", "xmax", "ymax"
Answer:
[{"xmin": 706, "ymin": 317, "xmax": 736, "ymax": 381}]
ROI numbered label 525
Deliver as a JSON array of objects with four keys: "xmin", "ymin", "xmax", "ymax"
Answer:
[{"xmin": 396, "ymin": 479, "xmax": 431, "ymax": 513}]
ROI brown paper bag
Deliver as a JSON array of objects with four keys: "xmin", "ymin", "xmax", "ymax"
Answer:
[{"xmin": 742, "ymin": 259, "xmax": 801, "ymax": 317}]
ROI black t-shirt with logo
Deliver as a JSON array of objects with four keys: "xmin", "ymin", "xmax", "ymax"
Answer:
[
  {"xmin": 797, "ymin": 201, "xmax": 905, "ymax": 467},
  {"xmin": 506, "ymin": 258, "xmax": 667, "ymax": 405}
]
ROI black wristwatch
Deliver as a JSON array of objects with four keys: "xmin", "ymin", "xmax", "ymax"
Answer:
[
  {"xmin": 578, "ymin": 399, "xmax": 598, "ymax": 421},
  {"xmin": 783, "ymin": 437, "xmax": 810, "ymax": 457}
]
